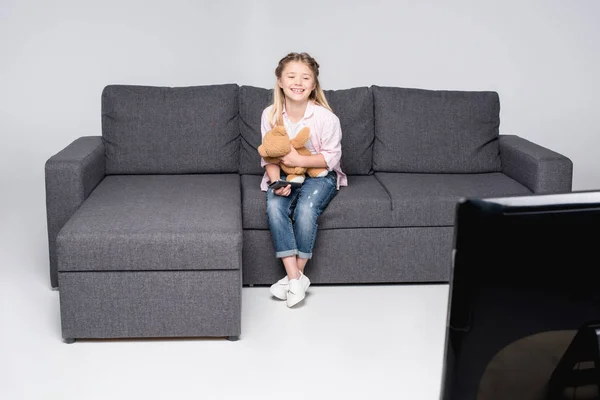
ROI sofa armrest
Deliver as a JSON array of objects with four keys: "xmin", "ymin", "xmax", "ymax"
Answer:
[
  {"xmin": 45, "ymin": 136, "xmax": 105, "ymax": 288},
  {"xmin": 499, "ymin": 134, "xmax": 573, "ymax": 194}
]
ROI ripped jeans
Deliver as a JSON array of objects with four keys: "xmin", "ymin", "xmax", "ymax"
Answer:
[{"xmin": 266, "ymin": 171, "xmax": 338, "ymax": 259}]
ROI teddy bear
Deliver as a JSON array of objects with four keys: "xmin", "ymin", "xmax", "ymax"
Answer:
[{"xmin": 257, "ymin": 125, "xmax": 328, "ymax": 183}]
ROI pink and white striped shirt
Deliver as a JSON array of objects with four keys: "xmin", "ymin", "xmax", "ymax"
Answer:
[{"xmin": 259, "ymin": 101, "xmax": 348, "ymax": 191}]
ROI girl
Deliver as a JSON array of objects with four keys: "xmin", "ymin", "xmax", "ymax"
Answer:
[{"xmin": 259, "ymin": 52, "xmax": 348, "ymax": 307}]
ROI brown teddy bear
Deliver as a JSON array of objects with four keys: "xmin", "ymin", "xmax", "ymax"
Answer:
[{"xmin": 258, "ymin": 126, "xmax": 328, "ymax": 183}]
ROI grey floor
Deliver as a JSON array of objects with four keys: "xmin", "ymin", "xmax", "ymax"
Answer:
[{"xmin": 1, "ymin": 261, "xmax": 450, "ymax": 400}]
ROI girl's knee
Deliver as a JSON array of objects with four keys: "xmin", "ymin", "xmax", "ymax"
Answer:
[
  {"xmin": 267, "ymin": 201, "xmax": 282, "ymax": 216},
  {"xmin": 293, "ymin": 202, "xmax": 318, "ymax": 222},
  {"xmin": 267, "ymin": 197, "xmax": 288, "ymax": 218}
]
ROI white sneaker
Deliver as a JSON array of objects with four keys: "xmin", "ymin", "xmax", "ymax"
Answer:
[
  {"xmin": 287, "ymin": 271, "xmax": 311, "ymax": 308},
  {"xmin": 269, "ymin": 276, "xmax": 289, "ymax": 300},
  {"xmin": 299, "ymin": 271, "xmax": 310, "ymax": 291},
  {"xmin": 270, "ymin": 272, "xmax": 311, "ymax": 301}
]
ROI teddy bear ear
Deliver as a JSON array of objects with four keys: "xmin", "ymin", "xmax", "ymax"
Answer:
[
  {"xmin": 273, "ymin": 126, "xmax": 287, "ymax": 136},
  {"xmin": 257, "ymin": 144, "xmax": 268, "ymax": 157},
  {"xmin": 291, "ymin": 127, "xmax": 310, "ymax": 148}
]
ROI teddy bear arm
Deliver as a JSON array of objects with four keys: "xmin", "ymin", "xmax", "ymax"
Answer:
[
  {"xmin": 307, "ymin": 167, "xmax": 329, "ymax": 178},
  {"xmin": 290, "ymin": 127, "xmax": 310, "ymax": 149}
]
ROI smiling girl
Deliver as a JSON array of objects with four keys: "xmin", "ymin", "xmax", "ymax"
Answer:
[{"xmin": 259, "ymin": 52, "xmax": 348, "ymax": 307}]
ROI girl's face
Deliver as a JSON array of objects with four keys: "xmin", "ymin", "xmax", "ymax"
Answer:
[{"xmin": 278, "ymin": 61, "xmax": 316, "ymax": 104}]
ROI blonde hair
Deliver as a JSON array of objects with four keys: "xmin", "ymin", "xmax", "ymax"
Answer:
[{"xmin": 268, "ymin": 52, "xmax": 332, "ymax": 127}]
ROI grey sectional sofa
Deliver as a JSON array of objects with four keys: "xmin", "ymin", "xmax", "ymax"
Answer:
[{"xmin": 45, "ymin": 84, "xmax": 573, "ymax": 342}]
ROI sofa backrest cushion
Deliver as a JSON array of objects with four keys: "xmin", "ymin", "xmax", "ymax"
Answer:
[
  {"xmin": 324, "ymin": 87, "xmax": 373, "ymax": 175},
  {"xmin": 372, "ymin": 86, "xmax": 501, "ymax": 173},
  {"xmin": 238, "ymin": 86, "xmax": 272, "ymax": 175},
  {"xmin": 238, "ymin": 85, "xmax": 374, "ymax": 176},
  {"xmin": 102, "ymin": 84, "xmax": 240, "ymax": 174}
]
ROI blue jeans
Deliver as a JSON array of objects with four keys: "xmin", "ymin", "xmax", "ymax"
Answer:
[{"xmin": 266, "ymin": 171, "xmax": 338, "ymax": 259}]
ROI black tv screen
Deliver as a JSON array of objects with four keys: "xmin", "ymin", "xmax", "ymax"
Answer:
[{"xmin": 440, "ymin": 190, "xmax": 600, "ymax": 400}]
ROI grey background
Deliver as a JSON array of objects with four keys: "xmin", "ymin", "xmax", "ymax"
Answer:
[{"xmin": 1, "ymin": 0, "xmax": 599, "ymax": 287}]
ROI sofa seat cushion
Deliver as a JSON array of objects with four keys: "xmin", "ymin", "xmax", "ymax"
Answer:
[
  {"xmin": 241, "ymin": 175, "xmax": 393, "ymax": 229},
  {"xmin": 375, "ymin": 172, "xmax": 532, "ymax": 227},
  {"xmin": 57, "ymin": 175, "xmax": 242, "ymax": 272}
]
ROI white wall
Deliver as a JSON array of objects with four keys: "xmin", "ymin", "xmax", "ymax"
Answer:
[{"xmin": 1, "ymin": 0, "xmax": 599, "ymax": 282}]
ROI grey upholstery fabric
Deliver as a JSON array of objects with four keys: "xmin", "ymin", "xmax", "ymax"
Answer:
[
  {"xmin": 59, "ymin": 270, "xmax": 241, "ymax": 339},
  {"xmin": 238, "ymin": 85, "xmax": 374, "ymax": 176},
  {"xmin": 45, "ymin": 136, "xmax": 105, "ymax": 288},
  {"xmin": 102, "ymin": 84, "xmax": 240, "ymax": 174},
  {"xmin": 324, "ymin": 87, "xmax": 374, "ymax": 175},
  {"xmin": 238, "ymin": 86, "xmax": 273, "ymax": 175},
  {"xmin": 374, "ymin": 172, "xmax": 531, "ymax": 226},
  {"xmin": 57, "ymin": 175, "xmax": 242, "ymax": 272},
  {"xmin": 372, "ymin": 86, "xmax": 502, "ymax": 173},
  {"xmin": 242, "ymin": 227, "xmax": 454, "ymax": 285},
  {"xmin": 499, "ymin": 134, "xmax": 573, "ymax": 193},
  {"xmin": 240, "ymin": 174, "xmax": 393, "ymax": 230},
  {"xmin": 240, "ymin": 175, "xmax": 269, "ymax": 229}
]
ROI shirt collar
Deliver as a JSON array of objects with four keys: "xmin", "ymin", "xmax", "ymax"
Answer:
[{"xmin": 282, "ymin": 101, "xmax": 315, "ymax": 120}]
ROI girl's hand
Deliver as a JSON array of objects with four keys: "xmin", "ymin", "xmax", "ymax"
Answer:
[
  {"xmin": 274, "ymin": 184, "xmax": 292, "ymax": 197},
  {"xmin": 281, "ymin": 146, "xmax": 302, "ymax": 167}
]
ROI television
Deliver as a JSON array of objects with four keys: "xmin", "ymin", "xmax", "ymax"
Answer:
[{"xmin": 440, "ymin": 190, "xmax": 600, "ymax": 400}]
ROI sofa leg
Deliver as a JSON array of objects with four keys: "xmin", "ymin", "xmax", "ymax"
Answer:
[
  {"xmin": 227, "ymin": 336, "xmax": 239, "ymax": 342},
  {"xmin": 63, "ymin": 338, "xmax": 76, "ymax": 344}
]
